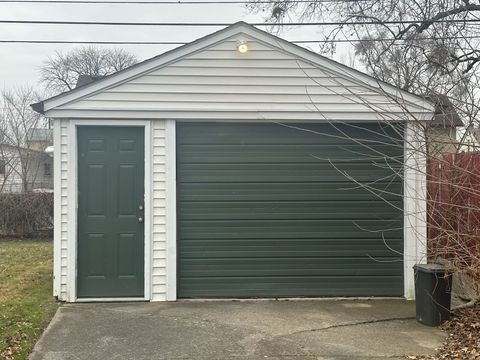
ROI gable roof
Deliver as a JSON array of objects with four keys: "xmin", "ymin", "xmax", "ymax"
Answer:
[
  {"xmin": 32, "ymin": 21, "xmax": 434, "ymax": 117},
  {"xmin": 75, "ymin": 74, "xmax": 107, "ymax": 88},
  {"xmin": 428, "ymin": 94, "xmax": 463, "ymax": 127}
]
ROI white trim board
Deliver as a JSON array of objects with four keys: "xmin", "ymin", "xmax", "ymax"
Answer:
[
  {"xmin": 67, "ymin": 119, "xmax": 152, "ymax": 302},
  {"xmin": 165, "ymin": 120, "xmax": 177, "ymax": 301},
  {"xmin": 44, "ymin": 110, "xmax": 434, "ymax": 122},
  {"xmin": 403, "ymin": 121, "xmax": 428, "ymax": 300},
  {"xmin": 75, "ymin": 298, "xmax": 146, "ymax": 303},
  {"xmin": 52, "ymin": 119, "xmax": 62, "ymax": 297}
]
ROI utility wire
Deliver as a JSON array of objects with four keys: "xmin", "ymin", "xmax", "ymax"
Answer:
[
  {"xmin": 1, "ymin": 36, "xmax": 480, "ymax": 44},
  {"xmin": 0, "ymin": 19, "xmax": 479, "ymax": 26},
  {"xmin": 0, "ymin": 0, "xmax": 367, "ymax": 3},
  {"xmin": 0, "ymin": 40, "xmax": 189, "ymax": 44}
]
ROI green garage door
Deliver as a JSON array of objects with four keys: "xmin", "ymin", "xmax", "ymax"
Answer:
[{"xmin": 177, "ymin": 123, "xmax": 404, "ymax": 298}]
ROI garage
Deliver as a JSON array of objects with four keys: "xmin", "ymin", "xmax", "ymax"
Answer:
[
  {"xmin": 177, "ymin": 122, "xmax": 404, "ymax": 298},
  {"xmin": 33, "ymin": 21, "xmax": 433, "ymax": 302}
]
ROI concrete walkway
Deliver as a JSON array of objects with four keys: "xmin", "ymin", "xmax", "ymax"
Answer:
[{"xmin": 30, "ymin": 299, "xmax": 444, "ymax": 360}]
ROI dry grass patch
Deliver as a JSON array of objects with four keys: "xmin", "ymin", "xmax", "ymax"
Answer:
[{"xmin": 0, "ymin": 240, "xmax": 58, "ymax": 360}]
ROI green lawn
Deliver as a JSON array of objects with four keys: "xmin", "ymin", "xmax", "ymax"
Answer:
[{"xmin": 0, "ymin": 240, "xmax": 58, "ymax": 360}]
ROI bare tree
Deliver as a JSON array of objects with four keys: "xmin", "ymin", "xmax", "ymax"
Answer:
[
  {"xmin": 40, "ymin": 46, "xmax": 137, "ymax": 94},
  {"xmin": 353, "ymin": 34, "xmax": 480, "ymax": 156},
  {"xmin": 0, "ymin": 87, "xmax": 48, "ymax": 192},
  {"xmin": 354, "ymin": 35, "xmax": 470, "ymax": 95},
  {"xmin": 0, "ymin": 122, "xmax": 20, "ymax": 193},
  {"xmin": 248, "ymin": 0, "xmax": 480, "ymax": 74}
]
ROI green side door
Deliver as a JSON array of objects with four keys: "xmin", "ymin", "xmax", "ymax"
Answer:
[
  {"xmin": 177, "ymin": 122, "xmax": 404, "ymax": 298},
  {"xmin": 77, "ymin": 126, "xmax": 145, "ymax": 298}
]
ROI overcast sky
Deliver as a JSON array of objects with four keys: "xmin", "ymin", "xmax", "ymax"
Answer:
[{"xmin": 0, "ymin": 1, "xmax": 353, "ymax": 91}]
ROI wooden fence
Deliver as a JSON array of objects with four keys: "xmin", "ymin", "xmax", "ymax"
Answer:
[{"xmin": 427, "ymin": 152, "xmax": 480, "ymax": 273}]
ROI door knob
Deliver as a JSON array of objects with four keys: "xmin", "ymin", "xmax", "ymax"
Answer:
[{"xmin": 138, "ymin": 217, "xmax": 143, "ymax": 223}]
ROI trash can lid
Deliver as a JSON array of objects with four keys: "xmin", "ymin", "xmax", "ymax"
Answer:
[{"xmin": 413, "ymin": 263, "xmax": 449, "ymax": 273}]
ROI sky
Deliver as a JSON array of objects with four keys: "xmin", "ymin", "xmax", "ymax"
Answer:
[{"xmin": 0, "ymin": 1, "xmax": 354, "ymax": 92}]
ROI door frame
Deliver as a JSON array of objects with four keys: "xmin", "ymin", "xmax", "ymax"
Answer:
[{"xmin": 68, "ymin": 120, "xmax": 152, "ymax": 302}]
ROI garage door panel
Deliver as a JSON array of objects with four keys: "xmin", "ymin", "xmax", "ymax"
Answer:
[
  {"xmin": 178, "ymin": 182, "xmax": 402, "ymax": 202},
  {"xmin": 179, "ymin": 219, "xmax": 403, "ymax": 240},
  {"xmin": 180, "ymin": 258, "xmax": 403, "ymax": 277},
  {"xmin": 177, "ymin": 122, "xmax": 404, "ymax": 298},
  {"xmin": 178, "ymin": 276, "xmax": 403, "ymax": 297},
  {"xmin": 177, "ymin": 144, "xmax": 403, "ymax": 163},
  {"xmin": 179, "ymin": 248, "xmax": 402, "ymax": 258},
  {"xmin": 178, "ymin": 123, "xmax": 403, "ymax": 146},
  {"xmin": 179, "ymin": 238, "xmax": 403, "ymax": 256},
  {"xmin": 179, "ymin": 200, "xmax": 403, "ymax": 220},
  {"xmin": 180, "ymin": 251, "xmax": 402, "ymax": 259},
  {"xmin": 177, "ymin": 163, "xmax": 402, "ymax": 183}
]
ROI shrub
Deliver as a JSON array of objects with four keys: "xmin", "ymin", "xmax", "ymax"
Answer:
[{"xmin": 0, "ymin": 192, "xmax": 53, "ymax": 237}]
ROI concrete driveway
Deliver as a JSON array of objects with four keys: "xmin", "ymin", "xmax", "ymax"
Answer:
[{"xmin": 30, "ymin": 299, "xmax": 444, "ymax": 360}]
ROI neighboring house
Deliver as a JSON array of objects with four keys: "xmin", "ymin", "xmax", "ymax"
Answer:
[
  {"xmin": 32, "ymin": 22, "xmax": 434, "ymax": 303},
  {"xmin": 425, "ymin": 94, "xmax": 463, "ymax": 156},
  {"xmin": 463, "ymin": 126, "xmax": 480, "ymax": 151},
  {"xmin": 0, "ymin": 143, "xmax": 53, "ymax": 192},
  {"xmin": 26, "ymin": 128, "xmax": 53, "ymax": 151}
]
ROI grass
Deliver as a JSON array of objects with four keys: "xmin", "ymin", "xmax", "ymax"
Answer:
[{"xmin": 0, "ymin": 240, "xmax": 58, "ymax": 360}]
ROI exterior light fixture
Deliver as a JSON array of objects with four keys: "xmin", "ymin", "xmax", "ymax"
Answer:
[
  {"xmin": 44, "ymin": 145, "xmax": 54, "ymax": 157},
  {"xmin": 237, "ymin": 40, "xmax": 248, "ymax": 53}
]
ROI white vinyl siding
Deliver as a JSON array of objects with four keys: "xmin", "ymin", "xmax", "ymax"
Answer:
[
  {"xmin": 151, "ymin": 120, "xmax": 167, "ymax": 301},
  {"xmin": 52, "ymin": 37, "xmax": 429, "ymax": 122},
  {"xmin": 54, "ymin": 119, "xmax": 69, "ymax": 301}
]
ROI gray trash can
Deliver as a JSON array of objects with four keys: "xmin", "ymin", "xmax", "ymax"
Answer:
[{"xmin": 413, "ymin": 264, "xmax": 452, "ymax": 326}]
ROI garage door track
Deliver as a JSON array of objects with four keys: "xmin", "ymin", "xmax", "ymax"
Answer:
[{"xmin": 30, "ymin": 299, "xmax": 444, "ymax": 360}]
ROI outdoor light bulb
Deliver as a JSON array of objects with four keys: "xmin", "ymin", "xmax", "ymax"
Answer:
[
  {"xmin": 237, "ymin": 41, "xmax": 248, "ymax": 53},
  {"xmin": 44, "ymin": 146, "xmax": 54, "ymax": 157}
]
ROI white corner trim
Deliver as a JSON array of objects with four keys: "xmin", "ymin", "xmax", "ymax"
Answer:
[
  {"xmin": 66, "ymin": 120, "xmax": 77, "ymax": 302},
  {"xmin": 165, "ymin": 120, "xmax": 177, "ymax": 301},
  {"xmin": 144, "ymin": 121, "xmax": 152, "ymax": 301},
  {"xmin": 66, "ymin": 119, "xmax": 152, "ymax": 302},
  {"xmin": 52, "ymin": 119, "xmax": 62, "ymax": 297},
  {"xmin": 403, "ymin": 121, "xmax": 428, "ymax": 300}
]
